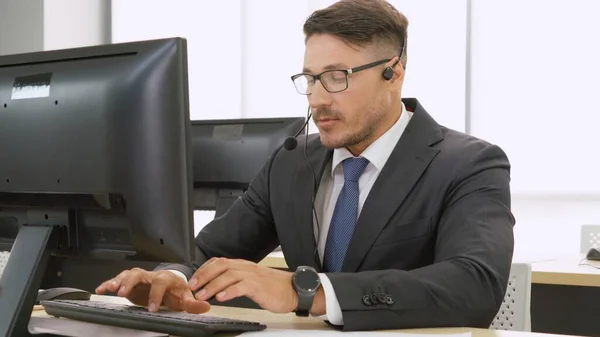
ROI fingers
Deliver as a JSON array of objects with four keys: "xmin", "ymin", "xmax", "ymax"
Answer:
[
  {"xmin": 214, "ymin": 279, "xmax": 258, "ymax": 303},
  {"xmin": 189, "ymin": 258, "xmax": 253, "ymax": 292},
  {"xmin": 184, "ymin": 299, "xmax": 211, "ymax": 314},
  {"xmin": 95, "ymin": 280, "xmax": 112, "ymax": 295},
  {"xmin": 95, "ymin": 274, "xmax": 122, "ymax": 295},
  {"xmin": 96, "ymin": 269, "xmax": 141, "ymax": 295},
  {"xmin": 193, "ymin": 270, "xmax": 244, "ymax": 301},
  {"xmin": 117, "ymin": 268, "xmax": 147, "ymax": 297},
  {"xmin": 147, "ymin": 271, "xmax": 179, "ymax": 312},
  {"xmin": 188, "ymin": 258, "xmax": 226, "ymax": 291},
  {"xmin": 182, "ymin": 290, "xmax": 211, "ymax": 314}
]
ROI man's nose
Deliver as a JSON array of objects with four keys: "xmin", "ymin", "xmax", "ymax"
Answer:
[{"xmin": 308, "ymin": 80, "xmax": 332, "ymax": 109}]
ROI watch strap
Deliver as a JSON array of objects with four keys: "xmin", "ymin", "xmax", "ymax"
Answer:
[{"xmin": 295, "ymin": 291, "xmax": 314, "ymax": 317}]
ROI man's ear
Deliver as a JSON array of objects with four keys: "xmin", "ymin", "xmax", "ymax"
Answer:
[
  {"xmin": 385, "ymin": 57, "xmax": 405, "ymax": 91},
  {"xmin": 382, "ymin": 56, "xmax": 400, "ymax": 80}
]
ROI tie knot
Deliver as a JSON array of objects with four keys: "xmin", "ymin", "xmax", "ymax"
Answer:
[{"xmin": 342, "ymin": 157, "xmax": 369, "ymax": 182}]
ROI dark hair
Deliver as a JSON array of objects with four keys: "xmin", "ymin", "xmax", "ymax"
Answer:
[{"xmin": 303, "ymin": 0, "xmax": 408, "ymax": 67}]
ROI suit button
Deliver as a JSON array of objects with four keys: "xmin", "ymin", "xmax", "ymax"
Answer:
[
  {"xmin": 385, "ymin": 295, "xmax": 394, "ymax": 305},
  {"xmin": 370, "ymin": 293, "xmax": 379, "ymax": 304},
  {"xmin": 362, "ymin": 295, "xmax": 372, "ymax": 306},
  {"xmin": 378, "ymin": 293, "xmax": 386, "ymax": 303}
]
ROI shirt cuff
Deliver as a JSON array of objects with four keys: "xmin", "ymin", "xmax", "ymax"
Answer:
[
  {"xmin": 168, "ymin": 270, "xmax": 188, "ymax": 283},
  {"xmin": 316, "ymin": 273, "xmax": 344, "ymax": 326}
]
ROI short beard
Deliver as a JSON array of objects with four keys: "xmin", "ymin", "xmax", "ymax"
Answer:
[
  {"xmin": 322, "ymin": 120, "xmax": 379, "ymax": 150},
  {"xmin": 317, "ymin": 102, "xmax": 387, "ymax": 150}
]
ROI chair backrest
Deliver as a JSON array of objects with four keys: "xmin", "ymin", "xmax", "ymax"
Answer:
[
  {"xmin": 580, "ymin": 225, "xmax": 600, "ymax": 254},
  {"xmin": 490, "ymin": 262, "xmax": 532, "ymax": 332},
  {"xmin": 0, "ymin": 251, "xmax": 9, "ymax": 279}
]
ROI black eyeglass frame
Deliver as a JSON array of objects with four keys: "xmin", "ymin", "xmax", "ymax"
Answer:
[{"xmin": 290, "ymin": 59, "xmax": 390, "ymax": 95}]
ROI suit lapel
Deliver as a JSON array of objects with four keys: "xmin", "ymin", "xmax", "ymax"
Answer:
[
  {"xmin": 291, "ymin": 136, "xmax": 332, "ymax": 271},
  {"xmin": 342, "ymin": 99, "xmax": 444, "ymax": 272}
]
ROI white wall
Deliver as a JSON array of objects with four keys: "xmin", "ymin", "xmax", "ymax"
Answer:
[
  {"xmin": 386, "ymin": 0, "xmax": 468, "ymax": 132},
  {"xmin": 112, "ymin": 0, "xmax": 243, "ymax": 121},
  {"xmin": 470, "ymin": 0, "xmax": 600, "ymax": 196},
  {"xmin": 0, "ymin": 0, "xmax": 43, "ymax": 56},
  {"xmin": 241, "ymin": 0, "xmax": 310, "ymax": 120},
  {"xmin": 512, "ymin": 194, "xmax": 600, "ymax": 261},
  {"xmin": 469, "ymin": 0, "xmax": 600, "ymax": 259},
  {"xmin": 0, "ymin": 0, "xmax": 108, "ymax": 56},
  {"xmin": 43, "ymin": 0, "xmax": 110, "ymax": 51}
]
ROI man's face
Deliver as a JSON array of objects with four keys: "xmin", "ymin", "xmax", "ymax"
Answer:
[{"xmin": 302, "ymin": 34, "xmax": 393, "ymax": 150}]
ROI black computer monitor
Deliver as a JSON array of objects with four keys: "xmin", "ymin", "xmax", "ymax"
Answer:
[
  {"xmin": 0, "ymin": 37, "xmax": 194, "ymax": 336},
  {"xmin": 190, "ymin": 117, "xmax": 305, "ymax": 218}
]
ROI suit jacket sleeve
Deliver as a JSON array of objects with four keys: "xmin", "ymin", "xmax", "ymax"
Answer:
[
  {"xmin": 326, "ymin": 144, "xmax": 515, "ymax": 331},
  {"xmin": 154, "ymin": 147, "xmax": 282, "ymax": 279}
]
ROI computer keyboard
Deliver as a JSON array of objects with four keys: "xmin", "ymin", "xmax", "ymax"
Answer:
[{"xmin": 41, "ymin": 299, "xmax": 267, "ymax": 337}]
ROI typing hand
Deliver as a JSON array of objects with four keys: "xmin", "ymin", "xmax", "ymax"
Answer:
[
  {"xmin": 95, "ymin": 268, "xmax": 210, "ymax": 313},
  {"xmin": 189, "ymin": 258, "xmax": 298, "ymax": 314}
]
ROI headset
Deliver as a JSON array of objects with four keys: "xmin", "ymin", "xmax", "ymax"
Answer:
[
  {"xmin": 383, "ymin": 38, "xmax": 407, "ymax": 81},
  {"xmin": 282, "ymin": 106, "xmax": 322, "ymax": 269},
  {"xmin": 382, "ymin": 57, "xmax": 401, "ymax": 80}
]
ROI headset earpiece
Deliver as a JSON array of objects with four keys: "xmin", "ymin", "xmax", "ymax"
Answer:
[
  {"xmin": 382, "ymin": 56, "xmax": 402, "ymax": 81},
  {"xmin": 383, "ymin": 67, "xmax": 394, "ymax": 80}
]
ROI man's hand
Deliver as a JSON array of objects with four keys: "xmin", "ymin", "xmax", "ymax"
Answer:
[
  {"xmin": 189, "ymin": 258, "xmax": 298, "ymax": 313},
  {"xmin": 95, "ymin": 268, "xmax": 210, "ymax": 313}
]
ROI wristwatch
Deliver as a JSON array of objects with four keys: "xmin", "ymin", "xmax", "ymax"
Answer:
[{"xmin": 291, "ymin": 266, "xmax": 321, "ymax": 317}]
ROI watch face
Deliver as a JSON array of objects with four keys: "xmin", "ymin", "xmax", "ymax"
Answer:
[{"xmin": 294, "ymin": 268, "xmax": 320, "ymax": 291}]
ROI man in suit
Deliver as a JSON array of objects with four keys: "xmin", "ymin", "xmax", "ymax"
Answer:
[{"xmin": 96, "ymin": 0, "xmax": 515, "ymax": 331}]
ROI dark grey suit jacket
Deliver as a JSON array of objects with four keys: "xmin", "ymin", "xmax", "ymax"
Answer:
[{"xmin": 158, "ymin": 97, "xmax": 515, "ymax": 331}]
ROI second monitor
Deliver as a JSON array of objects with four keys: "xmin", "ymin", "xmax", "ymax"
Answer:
[{"xmin": 191, "ymin": 117, "xmax": 305, "ymax": 217}]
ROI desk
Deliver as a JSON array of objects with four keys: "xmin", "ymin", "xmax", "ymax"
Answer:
[
  {"xmin": 528, "ymin": 256, "xmax": 600, "ymax": 336},
  {"xmin": 531, "ymin": 255, "xmax": 600, "ymax": 287},
  {"xmin": 258, "ymin": 251, "xmax": 287, "ymax": 269},
  {"xmin": 34, "ymin": 295, "xmax": 577, "ymax": 337}
]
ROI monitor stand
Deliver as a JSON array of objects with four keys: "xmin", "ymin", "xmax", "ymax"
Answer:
[
  {"xmin": 214, "ymin": 189, "xmax": 243, "ymax": 218},
  {"xmin": 0, "ymin": 224, "xmax": 61, "ymax": 337},
  {"xmin": 192, "ymin": 188, "xmax": 244, "ymax": 219}
]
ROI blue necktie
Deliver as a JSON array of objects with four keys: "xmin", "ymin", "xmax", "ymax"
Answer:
[{"xmin": 323, "ymin": 157, "xmax": 370, "ymax": 272}]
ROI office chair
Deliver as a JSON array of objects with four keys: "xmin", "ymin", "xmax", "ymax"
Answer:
[
  {"xmin": 0, "ymin": 250, "xmax": 9, "ymax": 278},
  {"xmin": 490, "ymin": 262, "xmax": 532, "ymax": 332},
  {"xmin": 580, "ymin": 225, "xmax": 600, "ymax": 254}
]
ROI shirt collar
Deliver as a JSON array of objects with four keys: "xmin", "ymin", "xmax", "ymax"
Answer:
[{"xmin": 331, "ymin": 102, "xmax": 413, "ymax": 176}]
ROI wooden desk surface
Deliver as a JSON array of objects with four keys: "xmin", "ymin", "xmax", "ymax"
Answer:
[
  {"xmin": 530, "ymin": 255, "xmax": 600, "ymax": 287},
  {"xmin": 34, "ymin": 295, "xmax": 577, "ymax": 337},
  {"xmin": 258, "ymin": 250, "xmax": 287, "ymax": 269},
  {"xmin": 259, "ymin": 252, "xmax": 600, "ymax": 287}
]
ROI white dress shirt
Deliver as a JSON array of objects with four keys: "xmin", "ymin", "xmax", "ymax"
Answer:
[
  {"xmin": 171, "ymin": 103, "xmax": 413, "ymax": 326},
  {"xmin": 314, "ymin": 103, "xmax": 412, "ymax": 325}
]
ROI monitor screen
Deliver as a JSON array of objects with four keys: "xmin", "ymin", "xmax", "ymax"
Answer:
[{"xmin": 190, "ymin": 117, "xmax": 305, "ymax": 217}]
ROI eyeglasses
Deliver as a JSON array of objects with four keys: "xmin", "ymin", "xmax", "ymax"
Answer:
[{"xmin": 290, "ymin": 59, "xmax": 390, "ymax": 95}]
